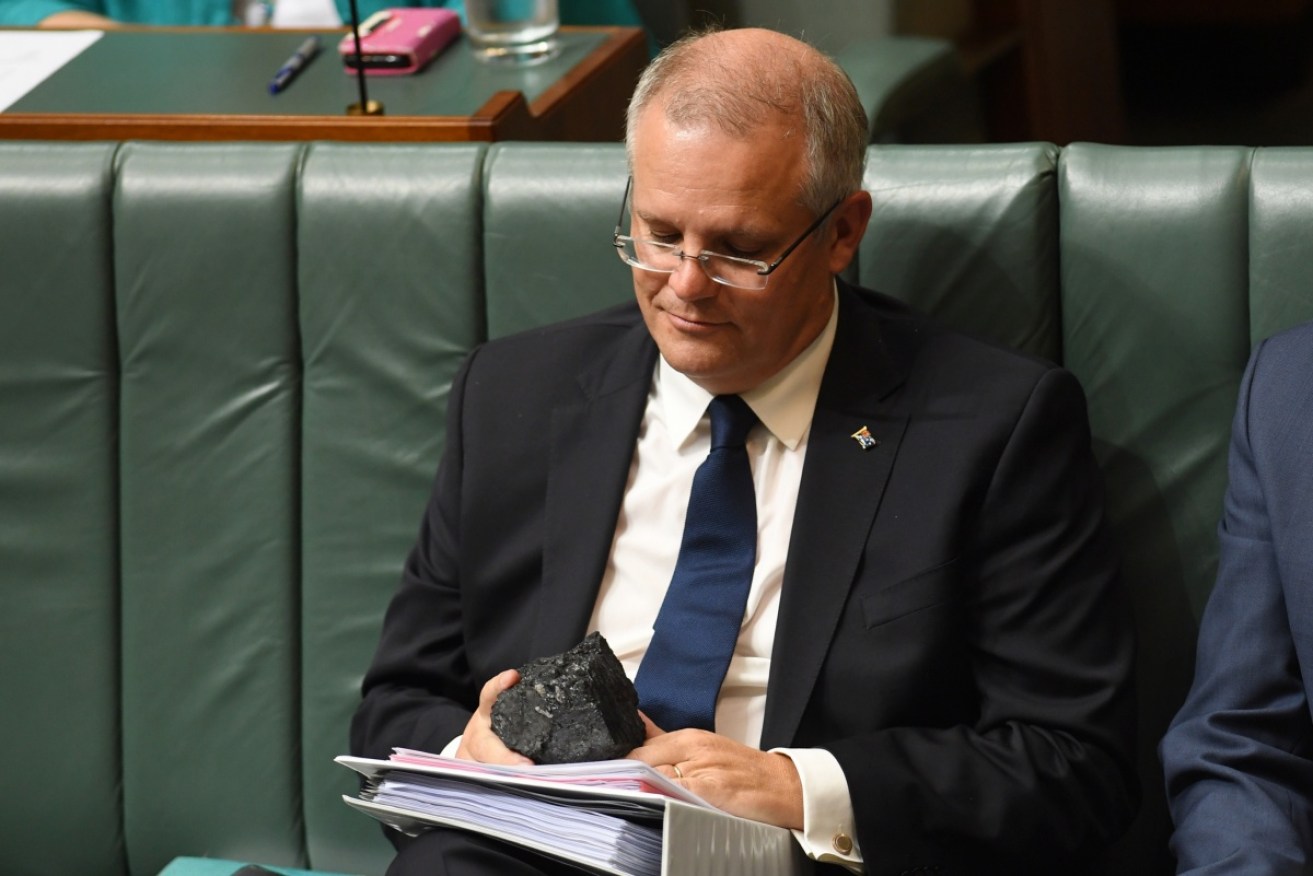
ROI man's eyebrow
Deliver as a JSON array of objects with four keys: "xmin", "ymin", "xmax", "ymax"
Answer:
[
  {"xmin": 633, "ymin": 207, "xmax": 668, "ymax": 225},
  {"xmin": 632, "ymin": 208, "xmax": 773, "ymax": 239}
]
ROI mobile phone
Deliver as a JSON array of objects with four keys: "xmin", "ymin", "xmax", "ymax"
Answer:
[{"xmin": 338, "ymin": 8, "xmax": 461, "ymax": 75}]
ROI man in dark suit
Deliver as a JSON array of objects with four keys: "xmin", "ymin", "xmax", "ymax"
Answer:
[
  {"xmin": 351, "ymin": 26, "xmax": 1138, "ymax": 875},
  {"xmin": 1161, "ymin": 322, "xmax": 1313, "ymax": 874}
]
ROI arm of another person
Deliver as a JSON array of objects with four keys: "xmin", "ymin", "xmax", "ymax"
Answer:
[
  {"xmin": 1161, "ymin": 337, "xmax": 1313, "ymax": 875},
  {"xmin": 15, "ymin": 0, "xmax": 240, "ymax": 26},
  {"xmin": 0, "ymin": 0, "xmax": 112, "ymax": 26}
]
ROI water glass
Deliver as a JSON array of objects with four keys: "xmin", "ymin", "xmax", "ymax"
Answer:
[{"xmin": 465, "ymin": 0, "xmax": 560, "ymax": 64}]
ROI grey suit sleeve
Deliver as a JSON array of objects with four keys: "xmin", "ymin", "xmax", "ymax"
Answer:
[{"xmin": 1161, "ymin": 334, "xmax": 1313, "ymax": 875}]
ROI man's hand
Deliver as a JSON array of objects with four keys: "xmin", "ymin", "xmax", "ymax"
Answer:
[
  {"xmin": 454, "ymin": 669, "xmax": 534, "ymax": 766},
  {"xmin": 626, "ymin": 714, "xmax": 804, "ymax": 830}
]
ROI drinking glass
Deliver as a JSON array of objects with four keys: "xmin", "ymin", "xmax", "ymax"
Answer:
[{"xmin": 465, "ymin": 0, "xmax": 560, "ymax": 64}]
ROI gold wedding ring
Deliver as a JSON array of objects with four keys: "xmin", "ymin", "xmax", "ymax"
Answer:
[{"xmin": 672, "ymin": 764, "xmax": 684, "ymax": 780}]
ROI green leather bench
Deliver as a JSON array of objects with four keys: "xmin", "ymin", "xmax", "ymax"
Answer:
[{"xmin": 2, "ymin": 140, "xmax": 1311, "ymax": 876}]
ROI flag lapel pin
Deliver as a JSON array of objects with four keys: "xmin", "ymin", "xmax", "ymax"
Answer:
[{"xmin": 850, "ymin": 426, "xmax": 878, "ymax": 451}]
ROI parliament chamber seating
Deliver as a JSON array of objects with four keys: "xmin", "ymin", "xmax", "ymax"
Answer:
[{"xmin": 2, "ymin": 140, "xmax": 1311, "ymax": 876}]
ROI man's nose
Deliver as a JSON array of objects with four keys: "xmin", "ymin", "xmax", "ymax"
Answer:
[{"xmin": 667, "ymin": 252, "xmax": 716, "ymax": 300}]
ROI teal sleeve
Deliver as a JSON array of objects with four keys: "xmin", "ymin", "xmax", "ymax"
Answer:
[
  {"xmin": 0, "ymin": 0, "xmax": 105, "ymax": 25},
  {"xmin": 335, "ymin": 0, "xmax": 457, "ymax": 25},
  {"xmin": 0, "ymin": 0, "xmax": 235, "ymax": 24},
  {"xmin": 558, "ymin": 0, "xmax": 640, "ymax": 26}
]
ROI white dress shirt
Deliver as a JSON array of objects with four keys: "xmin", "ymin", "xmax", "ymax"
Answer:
[{"xmin": 588, "ymin": 287, "xmax": 863, "ymax": 870}]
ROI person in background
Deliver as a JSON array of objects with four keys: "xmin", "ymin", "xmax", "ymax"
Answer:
[
  {"xmin": 1161, "ymin": 321, "xmax": 1313, "ymax": 875},
  {"xmin": 351, "ymin": 25, "xmax": 1139, "ymax": 875},
  {"xmin": 0, "ymin": 0, "xmax": 641, "ymax": 34}
]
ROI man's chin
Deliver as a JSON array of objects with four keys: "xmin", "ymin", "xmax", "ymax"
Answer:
[
  {"xmin": 659, "ymin": 350, "xmax": 751, "ymax": 394},
  {"xmin": 657, "ymin": 337, "xmax": 725, "ymax": 372}
]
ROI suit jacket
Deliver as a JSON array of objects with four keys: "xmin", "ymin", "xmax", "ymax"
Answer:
[
  {"xmin": 351, "ymin": 282, "xmax": 1138, "ymax": 874},
  {"xmin": 1161, "ymin": 322, "xmax": 1313, "ymax": 875}
]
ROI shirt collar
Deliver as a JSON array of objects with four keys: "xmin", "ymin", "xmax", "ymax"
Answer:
[{"xmin": 656, "ymin": 283, "xmax": 839, "ymax": 451}]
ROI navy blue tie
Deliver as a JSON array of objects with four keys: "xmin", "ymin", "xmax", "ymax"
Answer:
[{"xmin": 634, "ymin": 395, "xmax": 758, "ymax": 731}]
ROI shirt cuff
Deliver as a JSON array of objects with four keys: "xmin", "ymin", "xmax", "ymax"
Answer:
[
  {"xmin": 771, "ymin": 747, "xmax": 864, "ymax": 872},
  {"xmin": 440, "ymin": 734, "xmax": 462, "ymax": 758}
]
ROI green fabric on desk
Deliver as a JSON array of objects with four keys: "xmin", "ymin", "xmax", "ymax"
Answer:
[
  {"xmin": 157, "ymin": 857, "xmax": 361, "ymax": 876},
  {"xmin": 8, "ymin": 28, "xmax": 609, "ymax": 117}
]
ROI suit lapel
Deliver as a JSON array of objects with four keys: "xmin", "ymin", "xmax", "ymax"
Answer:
[
  {"xmin": 531, "ymin": 322, "xmax": 658, "ymax": 658},
  {"xmin": 761, "ymin": 288, "xmax": 911, "ymax": 749}
]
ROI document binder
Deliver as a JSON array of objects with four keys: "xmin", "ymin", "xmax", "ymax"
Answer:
[{"xmin": 337, "ymin": 752, "xmax": 809, "ymax": 876}]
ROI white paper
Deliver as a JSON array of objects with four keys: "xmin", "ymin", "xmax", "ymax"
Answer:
[
  {"xmin": 338, "ymin": 750, "xmax": 712, "ymax": 809},
  {"xmin": 338, "ymin": 751, "xmax": 693, "ymax": 876},
  {"xmin": 0, "ymin": 30, "xmax": 102, "ymax": 112},
  {"xmin": 371, "ymin": 774, "xmax": 663, "ymax": 875},
  {"xmin": 337, "ymin": 750, "xmax": 806, "ymax": 876},
  {"xmin": 344, "ymin": 795, "xmax": 649, "ymax": 876}
]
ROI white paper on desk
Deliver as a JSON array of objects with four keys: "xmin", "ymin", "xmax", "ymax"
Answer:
[{"xmin": 0, "ymin": 30, "xmax": 102, "ymax": 112}]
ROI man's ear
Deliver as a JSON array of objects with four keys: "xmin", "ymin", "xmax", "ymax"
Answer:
[{"xmin": 826, "ymin": 191, "xmax": 873, "ymax": 275}]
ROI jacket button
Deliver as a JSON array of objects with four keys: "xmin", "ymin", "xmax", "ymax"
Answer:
[{"xmin": 832, "ymin": 832, "xmax": 854, "ymax": 855}]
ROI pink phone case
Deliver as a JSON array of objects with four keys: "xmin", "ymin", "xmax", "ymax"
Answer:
[{"xmin": 338, "ymin": 7, "xmax": 461, "ymax": 76}]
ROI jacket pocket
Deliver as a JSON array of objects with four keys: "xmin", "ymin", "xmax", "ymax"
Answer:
[{"xmin": 860, "ymin": 558, "xmax": 960, "ymax": 630}]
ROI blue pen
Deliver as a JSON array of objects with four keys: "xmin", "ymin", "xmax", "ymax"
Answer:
[{"xmin": 269, "ymin": 36, "xmax": 321, "ymax": 95}]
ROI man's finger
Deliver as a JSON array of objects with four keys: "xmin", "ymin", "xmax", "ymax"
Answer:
[{"xmin": 478, "ymin": 668, "xmax": 521, "ymax": 711}]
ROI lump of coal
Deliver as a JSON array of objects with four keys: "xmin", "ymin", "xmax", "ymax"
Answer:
[{"xmin": 491, "ymin": 632, "xmax": 644, "ymax": 764}]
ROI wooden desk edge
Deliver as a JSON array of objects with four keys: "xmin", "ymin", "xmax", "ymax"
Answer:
[
  {"xmin": 0, "ymin": 91, "xmax": 532, "ymax": 142},
  {"xmin": 527, "ymin": 28, "xmax": 645, "ymax": 114},
  {"xmin": 0, "ymin": 25, "xmax": 646, "ymax": 143}
]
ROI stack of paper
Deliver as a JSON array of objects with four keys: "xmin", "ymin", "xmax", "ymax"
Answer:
[
  {"xmin": 370, "ymin": 772, "xmax": 661, "ymax": 875},
  {"xmin": 339, "ymin": 750, "xmax": 705, "ymax": 876},
  {"xmin": 337, "ymin": 749, "xmax": 809, "ymax": 876}
]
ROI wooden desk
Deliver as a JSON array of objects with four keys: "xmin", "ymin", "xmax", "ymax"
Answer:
[{"xmin": 0, "ymin": 25, "xmax": 646, "ymax": 142}]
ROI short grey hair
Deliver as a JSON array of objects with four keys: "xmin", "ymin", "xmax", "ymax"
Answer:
[{"xmin": 625, "ymin": 28, "xmax": 869, "ymax": 216}]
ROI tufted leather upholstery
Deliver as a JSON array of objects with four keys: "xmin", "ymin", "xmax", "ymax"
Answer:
[{"xmin": 2, "ymin": 141, "xmax": 1311, "ymax": 875}]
